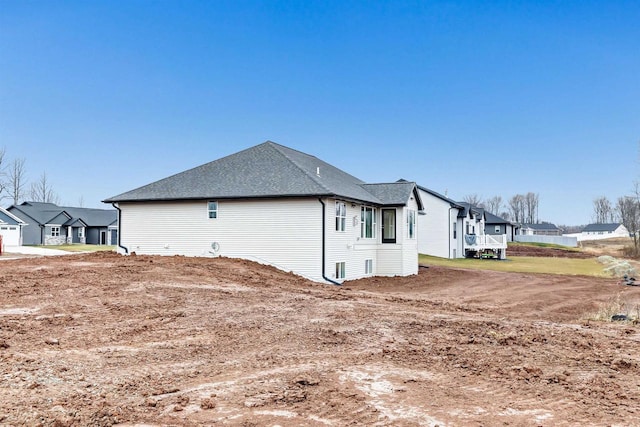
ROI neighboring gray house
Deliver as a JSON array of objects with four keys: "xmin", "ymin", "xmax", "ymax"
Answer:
[
  {"xmin": 0, "ymin": 207, "xmax": 27, "ymax": 247},
  {"xmin": 484, "ymin": 211, "xmax": 518, "ymax": 242},
  {"xmin": 104, "ymin": 141, "xmax": 424, "ymax": 283},
  {"xmin": 7, "ymin": 202, "xmax": 118, "ymax": 246},
  {"xmin": 519, "ymin": 223, "xmax": 562, "ymax": 236}
]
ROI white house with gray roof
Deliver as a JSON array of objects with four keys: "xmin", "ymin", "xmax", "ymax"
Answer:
[
  {"xmin": 104, "ymin": 141, "xmax": 423, "ymax": 283},
  {"xmin": 415, "ymin": 186, "xmax": 507, "ymax": 259},
  {"xmin": 579, "ymin": 223, "xmax": 629, "ymax": 241}
]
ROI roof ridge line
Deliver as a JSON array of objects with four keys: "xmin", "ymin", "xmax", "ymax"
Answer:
[{"xmin": 269, "ymin": 143, "xmax": 334, "ymax": 195}]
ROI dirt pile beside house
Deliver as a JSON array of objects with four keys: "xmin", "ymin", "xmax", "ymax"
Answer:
[
  {"xmin": 1, "ymin": 252, "xmax": 640, "ymax": 426},
  {"xmin": 507, "ymin": 244, "xmax": 592, "ymax": 258}
]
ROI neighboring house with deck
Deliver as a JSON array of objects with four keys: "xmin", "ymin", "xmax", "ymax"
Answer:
[
  {"xmin": 456, "ymin": 202, "xmax": 507, "ymax": 259},
  {"xmin": 7, "ymin": 202, "xmax": 118, "ymax": 246},
  {"xmin": 104, "ymin": 141, "xmax": 424, "ymax": 284},
  {"xmin": 0, "ymin": 207, "xmax": 27, "ymax": 248},
  {"xmin": 414, "ymin": 186, "xmax": 507, "ymax": 259}
]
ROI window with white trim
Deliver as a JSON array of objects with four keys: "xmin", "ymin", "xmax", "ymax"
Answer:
[
  {"xmin": 453, "ymin": 222, "xmax": 457, "ymax": 239},
  {"xmin": 335, "ymin": 201, "xmax": 346, "ymax": 232},
  {"xmin": 360, "ymin": 206, "xmax": 376, "ymax": 239},
  {"xmin": 51, "ymin": 226, "xmax": 60, "ymax": 237},
  {"xmin": 495, "ymin": 226, "xmax": 501, "ymax": 233},
  {"xmin": 207, "ymin": 201, "xmax": 218, "ymax": 219},
  {"xmin": 78, "ymin": 227, "xmax": 85, "ymax": 238},
  {"xmin": 335, "ymin": 262, "xmax": 346, "ymax": 279},
  {"xmin": 365, "ymin": 259, "xmax": 373, "ymax": 275},
  {"xmin": 407, "ymin": 209, "xmax": 416, "ymax": 239}
]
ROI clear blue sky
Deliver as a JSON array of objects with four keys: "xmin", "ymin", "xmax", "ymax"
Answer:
[{"xmin": 1, "ymin": 1, "xmax": 638, "ymax": 225}]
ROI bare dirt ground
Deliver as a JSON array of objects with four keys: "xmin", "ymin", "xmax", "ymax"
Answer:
[{"xmin": 2, "ymin": 251, "xmax": 640, "ymax": 426}]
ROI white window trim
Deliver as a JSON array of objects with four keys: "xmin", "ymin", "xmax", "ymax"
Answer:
[
  {"xmin": 360, "ymin": 206, "xmax": 377, "ymax": 239},
  {"xmin": 78, "ymin": 227, "xmax": 85, "ymax": 238},
  {"xmin": 407, "ymin": 209, "xmax": 416, "ymax": 239},
  {"xmin": 51, "ymin": 226, "xmax": 60, "ymax": 237}
]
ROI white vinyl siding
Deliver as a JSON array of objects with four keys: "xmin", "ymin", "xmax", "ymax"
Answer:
[
  {"xmin": 417, "ymin": 188, "xmax": 460, "ymax": 259},
  {"xmin": 119, "ymin": 196, "xmax": 420, "ymax": 282},
  {"xmin": 119, "ymin": 199, "xmax": 322, "ymax": 281}
]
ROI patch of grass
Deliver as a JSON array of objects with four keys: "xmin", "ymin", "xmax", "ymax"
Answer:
[
  {"xmin": 33, "ymin": 244, "xmax": 116, "ymax": 252},
  {"xmin": 419, "ymin": 254, "xmax": 608, "ymax": 277}
]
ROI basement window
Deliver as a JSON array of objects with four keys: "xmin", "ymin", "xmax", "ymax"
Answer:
[
  {"xmin": 365, "ymin": 259, "xmax": 373, "ymax": 275},
  {"xmin": 208, "ymin": 201, "xmax": 218, "ymax": 219},
  {"xmin": 335, "ymin": 262, "xmax": 346, "ymax": 279}
]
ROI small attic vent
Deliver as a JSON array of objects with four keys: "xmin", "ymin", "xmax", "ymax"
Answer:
[{"xmin": 316, "ymin": 167, "xmax": 320, "ymax": 176}]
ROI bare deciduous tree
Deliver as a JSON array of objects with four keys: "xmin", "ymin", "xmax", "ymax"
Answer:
[
  {"xmin": 484, "ymin": 196, "xmax": 503, "ymax": 215},
  {"xmin": 30, "ymin": 172, "xmax": 60, "ymax": 204},
  {"xmin": 7, "ymin": 158, "xmax": 27, "ymax": 205},
  {"xmin": 0, "ymin": 147, "xmax": 7, "ymax": 199},
  {"xmin": 617, "ymin": 183, "xmax": 640, "ymax": 255},
  {"xmin": 593, "ymin": 196, "xmax": 614, "ymax": 224},
  {"xmin": 463, "ymin": 193, "xmax": 483, "ymax": 207},
  {"xmin": 508, "ymin": 194, "xmax": 525, "ymax": 223},
  {"xmin": 524, "ymin": 192, "xmax": 539, "ymax": 224}
]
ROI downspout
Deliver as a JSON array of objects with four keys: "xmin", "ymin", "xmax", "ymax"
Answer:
[
  {"xmin": 318, "ymin": 198, "xmax": 343, "ymax": 286},
  {"xmin": 111, "ymin": 203, "xmax": 129, "ymax": 254}
]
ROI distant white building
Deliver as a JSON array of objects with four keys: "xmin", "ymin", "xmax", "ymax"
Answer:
[{"xmin": 579, "ymin": 223, "xmax": 629, "ymax": 241}]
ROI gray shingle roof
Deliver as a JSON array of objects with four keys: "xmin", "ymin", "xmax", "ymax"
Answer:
[
  {"xmin": 582, "ymin": 223, "xmax": 623, "ymax": 232},
  {"xmin": 456, "ymin": 202, "xmax": 484, "ymax": 219},
  {"xmin": 414, "ymin": 183, "xmax": 463, "ymax": 209},
  {"xmin": 521, "ymin": 223, "xmax": 560, "ymax": 231},
  {"xmin": 9, "ymin": 202, "xmax": 116, "ymax": 227},
  {"xmin": 361, "ymin": 182, "xmax": 423, "ymax": 209},
  {"xmin": 484, "ymin": 211, "xmax": 512, "ymax": 224},
  {"xmin": 104, "ymin": 141, "xmax": 419, "ymax": 207},
  {"xmin": 0, "ymin": 207, "xmax": 26, "ymax": 225}
]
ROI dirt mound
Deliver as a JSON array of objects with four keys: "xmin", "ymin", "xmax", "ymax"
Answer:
[
  {"xmin": 508, "ymin": 244, "xmax": 592, "ymax": 258},
  {"xmin": 2, "ymin": 252, "xmax": 640, "ymax": 426}
]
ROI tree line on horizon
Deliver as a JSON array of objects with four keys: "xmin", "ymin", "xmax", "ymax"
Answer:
[{"xmin": 462, "ymin": 193, "xmax": 542, "ymax": 225}]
